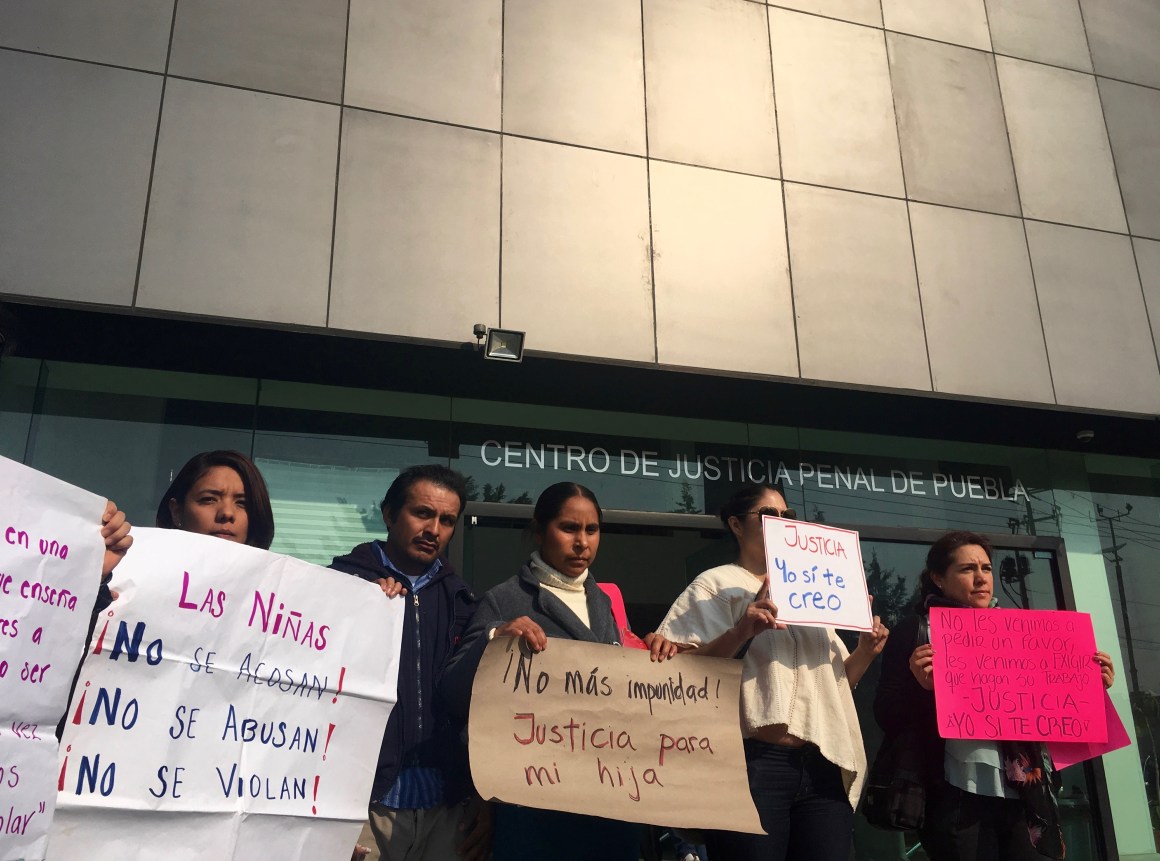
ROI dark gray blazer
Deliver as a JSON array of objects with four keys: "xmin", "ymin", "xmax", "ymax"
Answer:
[{"xmin": 439, "ymin": 562, "xmax": 619, "ymax": 721}]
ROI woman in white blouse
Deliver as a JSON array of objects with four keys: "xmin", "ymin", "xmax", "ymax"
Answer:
[{"xmin": 649, "ymin": 483, "xmax": 888, "ymax": 861}]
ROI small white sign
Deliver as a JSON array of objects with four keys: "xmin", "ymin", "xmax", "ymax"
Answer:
[{"xmin": 761, "ymin": 519, "xmax": 872, "ymax": 631}]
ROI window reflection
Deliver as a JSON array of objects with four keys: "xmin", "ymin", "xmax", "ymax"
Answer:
[
  {"xmin": 253, "ymin": 406, "xmax": 447, "ymax": 566},
  {"xmin": 1091, "ymin": 480, "xmax": 1160, "ymax": 849}
]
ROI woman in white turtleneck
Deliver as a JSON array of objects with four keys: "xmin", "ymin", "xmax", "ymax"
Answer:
[{"xmin": 442, "ymin": 482, "xmax": 663, "ymax": 861}]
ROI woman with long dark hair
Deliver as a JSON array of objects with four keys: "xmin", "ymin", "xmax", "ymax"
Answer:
[
  {"xmin": 874, "ymin": 531, "xmax": 1115, "ymax": 861},
  {"xmin": 155, "ymin": 450, "xmax": 275, "ymax": 549},
  {"xmin": 649, "ymin": 482, "xmax": 888, "ymax": 861}
]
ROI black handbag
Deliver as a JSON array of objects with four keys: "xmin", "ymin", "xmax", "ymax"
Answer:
[{"xmin": 862, "ymin": 724, "xmax": 927, "ymax": 831}]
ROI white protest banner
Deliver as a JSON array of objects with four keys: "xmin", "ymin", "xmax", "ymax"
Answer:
[
  {"xmin": 0, "ymin": 456, "xmax": 105, "ymax": 861},
  {"xmin": 762, "ymin": 519, "xmax": 872, "ymax": 631},
  {"xmin": 469, "ymin": 637, "xmax": 763, "ymax": 834},
  {"xmin": 49, "ymin": 528, "xmax": 402, "ymax": 861}
]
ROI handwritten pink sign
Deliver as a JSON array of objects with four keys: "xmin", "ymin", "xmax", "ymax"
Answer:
[
  {"xmin": 1048, "ymin": 690, "xmax": 1131, "ymax": 770},
  {"xmin": 930, "ymin": 607, "xmax": 1106, "ymax": 743}
]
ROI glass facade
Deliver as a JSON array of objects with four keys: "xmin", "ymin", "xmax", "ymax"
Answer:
[
  {"xmin": 1, "ymin": 354, "xmax": 1155, "ymax": 857},
  {"xmin": 1088, "ymin": 459, "xmax": 1160, "ymax": 849}
]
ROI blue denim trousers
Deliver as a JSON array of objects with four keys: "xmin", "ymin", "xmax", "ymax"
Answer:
[{"xmin": 705, "ymin": 740, "xmax": 854, "ymax": 861}]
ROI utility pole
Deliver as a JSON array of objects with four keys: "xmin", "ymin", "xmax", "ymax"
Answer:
[
  {"xmin": 1000, "ymin": 555, "xmax": 1032, "ymax": 609},
  {"xmin": 1098, "ymin": 503, "xmax": 1139, "ymax": 694},
  {"xmin": 1021, "ymin": 490, "xmax": 1060, "ymax": 536}
]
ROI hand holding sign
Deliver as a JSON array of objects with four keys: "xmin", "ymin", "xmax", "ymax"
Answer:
[
  {"xmin": 855, "ymin": 598, "xmax": 889, "ymax": 655},
  {"xmin": 761, "ymin": 520, "xmax": 873, "ymax": 631},
  {"xmin": 909, "ymin": 643, "xmax": 936, "ymax": 691},
  {"xmin": 735, "ymin": 575, "xmax": 786, "ymax": 641},
  {"xmin": 493, "ymin": 616, "xmax": 549, "ymax": 653},
  {"xmin": 1094, "ymin": 650, "xmax": 1115, "ymax": 689},
  {"xmin": 99, "ymin": 500, "xmax": 133, "ymax": 578}
]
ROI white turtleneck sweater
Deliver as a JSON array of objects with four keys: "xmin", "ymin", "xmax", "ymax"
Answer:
[{"xmin": 528, "ymin": 550, "xmax": 591, "ymax": 629}]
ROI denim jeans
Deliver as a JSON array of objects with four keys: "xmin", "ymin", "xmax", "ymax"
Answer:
[{"xmin": 705, "ymin": 740, "xmax": 854, "ymax": 861}]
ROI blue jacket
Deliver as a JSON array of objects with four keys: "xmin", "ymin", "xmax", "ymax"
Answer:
[{"xmin": 330, "ymin": 541, "xmax": 478, "ymax": 803}]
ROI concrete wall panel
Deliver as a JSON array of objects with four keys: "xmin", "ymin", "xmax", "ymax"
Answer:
[
  {"xmin": 0, "ymin": 0, "xmax": 173, "ymax": 72},
  {"xmin": 330, "ymin": 111, "xmax": 500, "ymax": 342},
  {"xmin": 881, "ymin": 0, "xmax": 991, "ymax": 51},
  {"xmin": 501, "ymin": 139, "xmax": 653, "ymax": 362},
  {"xmin": 650, "ymin": 161, "xmax": 796, "ymax": 376},
  {"xmin": 137, "ymin": 80, "xmax": 338, "ymax": 326},
  {"xmin": 345, "ymin": 0, "xmax": 501, "ymax": 130},
  {"xmin": 1027, "ymin": 222, "xmax": 1160, "ymax": 413},
  {"xmin": 1080, "ymin": 0, "xmax": 1160, "ymax": 90},
  {"xmin": 504, "ymin": 0, "xmax": 646, "ymax": 155},
  {"xmin": 786, "ymin": 185, "xmax": 930, "ymax": 391},
  {"xmin": 998, "ymin": 57, "xmax": 1126, "ymax": 233},
  {"xmin": 0, "ymin": 52, "xmax": 160, "ymax": 306},
  {"xmin": 910, "ymin": 204, "xmax": 1052, "ymax": 402},
  {"xmin": 3, "ymin": 0, "xmax": 1160, "ymax": 420},
  {"xmin": 644, "ymin": 0, "xmax": 779, "ymax": 177},
  {"xmin": 168, "ymin": 0, "xmax": 347, "ymax": 103},
  {"xmin": 889, "ymin": 33, "xmax": 1018, "ymax": 215},
  {"xmin": 771, "ymin": 10, "xmax": 903, "ymax": 197},
  {"xmin": 1099, "ymin": 79, "xmax": 1160, "ymax": 241},
  {"xmin": 984, "ymin": 0, "xmax": 1091, "ymax": 73}
]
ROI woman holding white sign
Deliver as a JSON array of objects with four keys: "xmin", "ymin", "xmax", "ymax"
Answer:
[
  {"xmin": 873, "ymin": 531, "xmax": 1116, "ymax": 861},
  {"xmin": 443, "ymin": 481, "xmax": 655, "ymax": 861},
  {"xmin": 649, "ymin": 483, "xmax": 889, "ymax": 861}
]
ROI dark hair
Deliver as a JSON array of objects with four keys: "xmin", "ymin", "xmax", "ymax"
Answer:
[
  {"xmin": 531, "ymin": 482, "xmax": 602, "ymax": 532},
  {"xmin": 381, "ymin": 464, "xmax": 468, "ymax": 521},
  {"xmin": 155, "ymin": 450, "xmax": 276, "ymax": 550},
  {"xmin": 718, "ymin": 483, "xmax": 785, "ymax": 531},
  {"xmin": 920, "ymin": 530, "xmax": 992, "ymax": 598}
]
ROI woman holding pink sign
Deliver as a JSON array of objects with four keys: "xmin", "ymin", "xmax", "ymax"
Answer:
[
  {"xmin": 649, "ymin": 483, "xmax": 889, "ymax": 861},
  {"xmin": 874, "ymin": 530, "xmax": 1116, "ymax": 861}
]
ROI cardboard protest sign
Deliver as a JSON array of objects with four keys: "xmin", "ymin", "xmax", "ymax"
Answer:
[
  {"xmin": 0, "ymin": 456, "xmax": 105, "ymax": 861},
  {"xmin": 761, "ymin": 519, "xmax": 872, "ymax": 631},
  {"xmin": 49, "ymin": 528, "xmax": 402, "ymax": 861},
  {"xmin": 1048, "ymin": 690, "xmax": 1131, "ymax": 770},
  {"xmin": 469, "ymin": 637, "xmax": 763, "ymax": 834},
  {"xmin": 930, "ymin": 607, "xmax": 1106, "ymax": 743}
]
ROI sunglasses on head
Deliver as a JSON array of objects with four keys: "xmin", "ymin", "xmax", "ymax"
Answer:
[{"xmin": 744, "ymin": 506, "xmax": 797, "ymax": 520}]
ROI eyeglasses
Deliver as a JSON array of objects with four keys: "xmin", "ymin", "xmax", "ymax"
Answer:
[{"xmin": 744, "ymin": 506, "xmax": 797, "ymax": 520}]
